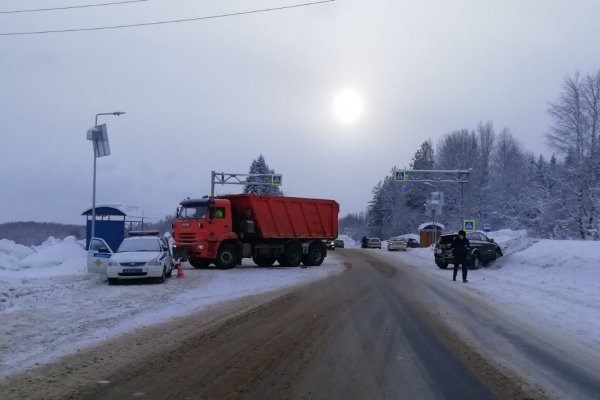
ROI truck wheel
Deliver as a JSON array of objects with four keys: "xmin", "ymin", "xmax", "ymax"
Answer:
[
  {"xmin": 216, "ymin": 244, "xmax": 238, "ymax": 270},
  {"xmin": 189, "ymin": 258, "xmax": 211, "ymax": 269},
  {"xmin": 302, "ymin": 241, "xmax": 326, "ymax": 267},
  {"xmin": 252, "ymin": 255, "xmax": 277, "ymax": 267},
  {"xmin": 279, "ymin": 241, "xmax": 302, "ymax": 267}
]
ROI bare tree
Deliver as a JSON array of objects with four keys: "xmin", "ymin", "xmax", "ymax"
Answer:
[
  {"xmin": 547, "ymin": 70, "xmax": 600, "ymax": 239},
  {"xmin": 488, "ymin": 131, "xmax": 529, "ymax": 229},
  {"xmin": 436, "ymin": 129, "xmax": 478, "ymax": 170},
  {"xmin": 474, "ymin": 121, "xmax": 496, "ymax": 219}
]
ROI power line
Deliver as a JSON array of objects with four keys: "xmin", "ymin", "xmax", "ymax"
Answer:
[
  {"xmin": 0, "ymin": 0, "xmax": 148, "ymax": 14},
  {"xmin": 0, "ymin": 0, "xmax": 335, "ymax": 36}
]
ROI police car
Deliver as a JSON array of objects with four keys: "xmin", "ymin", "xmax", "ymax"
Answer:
[{"xmin": 107, "ymin": 231, "xmax": 174, "ymax": 284}]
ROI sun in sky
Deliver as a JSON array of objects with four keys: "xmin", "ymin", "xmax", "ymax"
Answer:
[{"xmin": 333, "ymin": 89, "xmax": 364, "ymax": 124}]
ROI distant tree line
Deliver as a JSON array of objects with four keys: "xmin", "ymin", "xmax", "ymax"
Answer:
[
  {"xmin": 342, "ymin": 69, "xmax": 600, "ymax": 241},
  {"xmin": 0, "ymin": 222, "xmax": 85, "ymax": 246}
]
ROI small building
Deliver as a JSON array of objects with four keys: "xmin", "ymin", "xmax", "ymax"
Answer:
[
  {"xmin": 82, "ymin": 203, "xmax": 145, "ymax": 251},
  {"xmin": 418, "ymin": 222, "xmax": 445, "ymax": 248}
]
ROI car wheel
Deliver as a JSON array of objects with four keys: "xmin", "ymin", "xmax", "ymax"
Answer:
[
  {"xmin": 496, "ymin": 248, "xmax": 503, "ymax": 259},
  {"xmin": 155, "ymin": 268, "xmax": 166, "ymax": 283},
  {"xmin": 216, "ymin": 243, "xmax": 238, "ymax": 270},
  {"xmin": 166, "ymin": 263, "xmax": 173, "ymax": 278},
  {"xmin": 437, "ymin": 263, "xmax": 448, "ymax": 269},
  {"xmin": 108, "ymin": 278, "xmax": 118, "ymax": 285},
  {"xmin": 470, "ymin": 254, "xmax": 480, "ymax": 269}
]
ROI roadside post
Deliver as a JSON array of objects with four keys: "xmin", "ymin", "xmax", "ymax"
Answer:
[{"xmin": 87, "ymin": 111, "xmax": 125, "ymax": 250}]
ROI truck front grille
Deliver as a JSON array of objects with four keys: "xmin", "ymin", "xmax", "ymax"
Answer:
[{"xmin": 178, "ymin": 233, "xmax": 196, "ymax": 244}]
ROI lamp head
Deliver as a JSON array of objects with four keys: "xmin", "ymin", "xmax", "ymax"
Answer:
[{"xmin": 112, "ymin": 111, "xmax": 126, "ymax": 116}]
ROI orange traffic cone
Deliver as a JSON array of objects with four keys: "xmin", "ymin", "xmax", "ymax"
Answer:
[{"xmin": 176, "ymin": 261, "xmax": 185, "ymax": 278}]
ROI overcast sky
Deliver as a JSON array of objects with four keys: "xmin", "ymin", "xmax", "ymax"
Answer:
[{"xmin": 2, "ymin": 0, "xmax": 600, "ymax": 225}]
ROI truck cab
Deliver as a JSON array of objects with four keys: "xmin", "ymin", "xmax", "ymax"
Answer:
[{"xmin": 172, "ymin": 198, "xmax": 237, "ymax": 267}]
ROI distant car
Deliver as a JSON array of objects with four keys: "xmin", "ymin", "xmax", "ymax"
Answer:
[
  {"xmin": 365, "ymin": 238, "xmax": 382, "ymax": 249},
  {"xmin": 434, "ymin": 232, "xmax": 503, "ymax": 269},
  {"xmin": 387, "ymin": 237, "xmax": 408, "ymax": 251},
  {"xmin": 107, "ymin": 231, "xmax": 174, "ymax": 284},
  {"xmin": 325, "ymin": 239, "xmax": 336, "ymax": 250},
  {"xmin": 406, "ymin": 238, "xmax": 420, "ymax": 248},
  {"xmin": 334, "ymin": 239, "xmax": 345, "ymax": 248}
]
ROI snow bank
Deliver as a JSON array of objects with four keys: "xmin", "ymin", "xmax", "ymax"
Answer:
[
  {"xmin": 486, "ymin": 229, "xmax": 527, "ymax": 244},
  {"xmin": 0, "ymin": 236, "xmax": 87, "ymax": 278},
  {"xmin": 0, "ymin": 239, "xmax": 35, "ymax": 272},
  {"xmin": 22, "ymin": 236, "xmax": 86, "ymax": 269},
  {"xmin": 338, "ymin": 234, "xmax": 357, "ymax": 248}
]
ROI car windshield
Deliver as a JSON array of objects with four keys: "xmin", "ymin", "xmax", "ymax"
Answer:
[
  {"xmin": 178, "ymin": 206, "xmax": 208, "ymax": 219},
  {"xmin": 117, "ymin": 238, "xmax": 161, "ymax": 252}
]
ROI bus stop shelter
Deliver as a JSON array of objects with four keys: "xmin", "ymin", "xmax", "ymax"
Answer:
[
  {"xmin": 82, "ymin": 203, "xmax": 145, "ymax": 251},
  {"xmin": 418, "ymin": 222, "xmax": 445, "ymax": 248}
]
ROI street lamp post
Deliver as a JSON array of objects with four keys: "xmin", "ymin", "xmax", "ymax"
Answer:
[{"xmin": 88, "ymin": 111, "xmax": 125, "ymax": 249}]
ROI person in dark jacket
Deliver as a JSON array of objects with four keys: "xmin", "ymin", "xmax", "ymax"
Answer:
[
  {"xmin": 361, "ymin": 236, "xmax": 368, "ymax": 248},
  {"xmin": 451, "ymin": 230, "xmax": 471, "ymax": 282}
]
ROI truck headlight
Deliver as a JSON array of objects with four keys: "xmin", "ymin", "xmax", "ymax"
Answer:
[
  {"xmin": 197, "ymin": 244, "xmax": 205, "ymax": 250},
  {"xmin": 148, "ymin": 258, "xmax": 161, "ymax": 266}
]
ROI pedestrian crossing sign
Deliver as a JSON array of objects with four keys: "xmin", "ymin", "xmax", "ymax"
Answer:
[
  {"xmin": 463, "ymin": 219, "xmax": 476, "ymax": 232},
  {"xmin": 271, "ymin": 174, "xmax": 282, "ymax": 186},
  {"xmin": 393, "ymin": 169, "xmax": 408, "ymax": 183}
]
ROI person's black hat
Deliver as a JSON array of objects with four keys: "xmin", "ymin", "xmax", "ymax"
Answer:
[{"xmin": 458, "ymin": 230, "xmax": 467, "ymax": 235}]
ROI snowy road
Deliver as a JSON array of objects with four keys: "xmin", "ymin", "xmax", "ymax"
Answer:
[
  {"xmin": 6, "ymin": 248, "xmax": 598, "ymax": 399},
  {"xmin": 2, "ymin": 232, "xmax": 600, "ymax": 399}
]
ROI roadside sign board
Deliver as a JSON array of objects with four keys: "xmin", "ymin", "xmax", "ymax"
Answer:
[
  {"xmin": 483, "ymin": 222, "xmax": 491, "ymax": 233},
  {"xmin": 393, "ymin": 169, "xmax": 408, "ymax": 183},
  {"xmin": 86, "ymin": 124, "xmax": 110, "ymax": 157},
  {"xmin": 271, "ymin": 174, "xmax": 282, "ymax": 186},
  {"xmin": 463, "ymin": 219, "xmax": 476, "ymax": 232}
]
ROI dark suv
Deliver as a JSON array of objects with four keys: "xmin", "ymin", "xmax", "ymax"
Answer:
[{"xmin": 434, "ymin": 232, "xmax": 503, "ymax": 269}]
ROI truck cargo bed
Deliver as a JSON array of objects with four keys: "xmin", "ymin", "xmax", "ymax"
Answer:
[{"xmin": 220, "ymin": 194, "xmax": 338, "ymax": 239}]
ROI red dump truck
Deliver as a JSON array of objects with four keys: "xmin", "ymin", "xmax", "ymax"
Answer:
[{"xmin": 172, "ymin": 194, "xmax": 339, "ymax": 269}]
